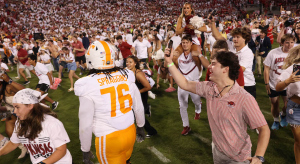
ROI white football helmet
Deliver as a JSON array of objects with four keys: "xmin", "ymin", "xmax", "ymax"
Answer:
[{"xmin": 85, "ymin": 41, "xmax": 116, "ymax": 70}]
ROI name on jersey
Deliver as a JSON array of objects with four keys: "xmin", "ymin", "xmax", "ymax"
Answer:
[
  {"xmin": 97, "ymin": 75, "xmax": 128, "ymax": 86},
  {"xmin": 274, "ymin": 57, "xmax": 285, "ymax": 64},
  {"xmin": 179, "ymin": 59, "xmax": 193, "ymax": 64}
]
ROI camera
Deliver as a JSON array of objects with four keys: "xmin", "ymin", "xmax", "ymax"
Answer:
[
  {"xmin": 208, "ymin": 9, "xmax": 217, "ymax": 20},
  {"xmin": 284, "ymin": 18, "xmax": 295, "ymax": 27}
]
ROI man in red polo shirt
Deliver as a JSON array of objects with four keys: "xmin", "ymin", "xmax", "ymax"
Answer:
[
  {"xmin": 15, "ymin": 42, "xmax": 36, "ymax": 85},
  {"xmin": 71, "ymin": 36, "xmax": 86, "ymax": 75},
  {"xmin": 117, "ymin": 35, "xmax": 135, "ymax": 68}
]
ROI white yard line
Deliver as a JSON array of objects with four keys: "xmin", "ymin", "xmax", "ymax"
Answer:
[
  {"xmin": 192, "ymin": 133, "xmax": 211, "ymax": 145},
  {"xmin": 262, "ymin": 110, "xmax": 272, "ymax": 115},
  {"xmin": 147, "ymin": 146, "xmax": 171, "ymax": 163}
]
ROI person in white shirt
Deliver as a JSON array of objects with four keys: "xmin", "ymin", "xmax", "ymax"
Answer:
[
  {"xmin": 276, "ymin": 45, "xmax": 300, "ymax": 164},
  {"xmin": 125, "ymin": 29, "xmax": 133, "ymax": 45},
  {"xmin": 59, "ymin": 47, "xmax": 80, "ymax": 92},
  {"xmin": 264, "ymin": 34, "xmax": 295, "ymax": 130},
  {"xmin": 39, "ymin": 48, "xmax": 54, "ymax": 79},
  {"xmin": 28, "ymin": 54, "xmax": 59, "ymax": 110},
  {"xmin": 75, "ymin": 41, "xmax": 145, "ymax": 164},
  {"xmin": 210, "ymin": 20, "xmax": 256, "ymax": 98},
  {"xmin": 0, "ymin": 88, "xmax": 72, "ymax": 163},
  {"xmin": 132, "ymin": 34, "xmax": 152, "ymax": 64}
]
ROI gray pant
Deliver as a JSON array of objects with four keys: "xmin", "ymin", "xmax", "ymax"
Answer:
[{"xmin": 212, "ymin": 143, "xmax": 250, "ymax": 164}]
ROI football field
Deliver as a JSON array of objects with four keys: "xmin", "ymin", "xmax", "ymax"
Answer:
[{"xmin": 0, "ymin": 41, "xmax": 296, "ymax": 164}]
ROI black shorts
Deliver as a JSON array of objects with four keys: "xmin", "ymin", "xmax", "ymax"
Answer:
[
  {"xmin": 244, "ymin": 85, "xmax": 256, "ymax": 98},
  {"xmin": 139, "ymin": 58, "xmax": 147, "ymax": 63},
  {"xmin": 36, "ymin": 83, "xmax": 50, "ymax": 92},
  {"xmin": 75, "ymin": 55, "xmax": 86, "ymax": 64},
  {"xmin": 2, "ymin": 56, "xmax": 8, "ymax": 64},
  {"xmin": 268, "ymin": 88, "xmax": 287, "ymax": 98},
  {"xmin": 60, "ymin": 61, "xmax": 67, "ymax": 68}
]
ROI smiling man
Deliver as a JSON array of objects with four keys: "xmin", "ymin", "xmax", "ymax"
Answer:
[{"xmin": 165, "ymin": 49, "xmax": 270, "ymax": 164}]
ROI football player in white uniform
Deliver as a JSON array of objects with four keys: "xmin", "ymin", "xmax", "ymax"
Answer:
[{"xmin": 75, "ymin": 41, "xmax": 145, "ymax": 164}]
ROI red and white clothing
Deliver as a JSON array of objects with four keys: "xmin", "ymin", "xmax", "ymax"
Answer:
[
  {"xmin": 177, "ymin": 52, "xmax": 202, "ymax": 127},
  {"xmin": 10, "ymin": 115, "xmax": 72, "ymax": 164},
  {"xmin": 34, "ymin": 62, "xmax": 50, "ymax": 85},
  {"xmin": 195, "ymin": 81, "xmax": 267, "ymax": 162},
  {"xmin": 263, "ymin": 47, "xmax": 288, "ymax": 90}
]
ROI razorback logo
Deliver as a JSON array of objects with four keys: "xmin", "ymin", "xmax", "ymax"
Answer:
[{"xmin": 227, "ymin": 101, "xmax": 235, "ymax": 108}]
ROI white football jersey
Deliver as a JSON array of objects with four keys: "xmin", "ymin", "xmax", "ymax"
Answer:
[
  {"xmin": 177, "ymin": 52, "xmax": 200, "ymax": 81},
  {"xmin": 75, "ymin": 70, "xmax": 144, "ymax": 137}
]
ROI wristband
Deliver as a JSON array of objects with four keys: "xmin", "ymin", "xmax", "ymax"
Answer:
[
  {"xmin": 265, "ymin": 83, "xmax": 269, "ymax": 85},
  {"xmin": 38, "ymin": 162, "xmax": 46, "ymax": 164},
  {"xmin": 167, "ymin": 62, "xmax": 174, "ymax": 68},
  {"xmin": 284, "ymin": 80, "xmax": 288, "ymax": 86},
  {"xmin": 8, "ymin": 79, "xmax": 13, "ymax": 85}
]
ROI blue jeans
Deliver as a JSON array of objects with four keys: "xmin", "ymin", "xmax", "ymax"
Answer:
[
  {"xmin": 52, "ymin": 57, "xmax": 59, "ymax": 72},
  {"xmin": 9, "ymin": 55, "xmax": 15, "ymax": 65},
  {"xmin": 287, "ymin": 99, "xmax": 300, "ymax": 126}
]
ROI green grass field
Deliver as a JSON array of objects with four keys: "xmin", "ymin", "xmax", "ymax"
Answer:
[{"xmin": 0, "ymin": 41, "xmax": 296, "ymax": 164}]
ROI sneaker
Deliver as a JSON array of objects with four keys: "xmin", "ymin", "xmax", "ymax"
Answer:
[
  {"xmin": 52, "ymin": 101, "xmax": 59, "ymax": 110},
  {"xmin": 280, "ymin": 113, "xmax": 288, "ymax": 127},
  {"xmin": 11, "ymin": 67, "xmax": 14, "ymax": 71},
  {"xmin": 79, "ymin": 72, "xmax": 83, "ymax": 75},
  {"xmin": 18, "ymin": 145, "xmax": 28, "ymax": 159},
  {"xmin": 15, "ymin": 76, "xmax": 20, "ymax": 79},
  {"xmin": 271, "ymin": 121, "xmax": 280, "ymax": 130},
  {"xmin": 23, "ymin": 81, "xmax": 30, "ymax": 85},
  {"xmin": 163, "ymin": 79, "xmax": 168, "ymax": 83},
  {"xmin": 194, "ymin": 113, "xmax": 200, "ymax": 120},
  {"xmin": 148, "ymin": 91, "xmax": 156, "ymax": 99},
  {"xmin": 0, "ymin": 137, "xmax": 9, "ymax": 148},
  {"xmin": 181, "ymin": 126, "xmax": 191, "ymax": 135},
  {"xmin": 68, "ymin": 88, "xmax": 74, "ymax": 92},
  {"xmin": 165, "ymin": 87, "xmax": 176, "ymax": 92},
  {"xmin": 26, "ymin": 76, "xmax": 31, "ymax": 79}
]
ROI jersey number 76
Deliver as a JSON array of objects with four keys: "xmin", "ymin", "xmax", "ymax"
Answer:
[{"xmin": 100, "ymin": 84, "xmax": 133, "ymax": 117}]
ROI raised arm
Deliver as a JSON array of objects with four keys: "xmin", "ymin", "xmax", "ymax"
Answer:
[{"xmin": 164, "ymin": 48, "xmax": 198, "ymax": 93}]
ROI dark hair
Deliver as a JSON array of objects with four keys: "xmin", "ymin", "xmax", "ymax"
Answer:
[
  {"xmin": 212, "ymin": 40, "xmax": 228, "ymax": 50},
  {"xmin": 104, "ymin": 38, "xmax": 110, "ymax": 42},
  {"xmin": 83, "ymin": 32, "xmax": 86, "ymax": 37},
  {"xmin": 127, "ymin": 55, "xmax": 140, "ymax": 70},
  {"xmin": 211, "ymin": 51, "xmax": 240, "ymax": 80},
  {"xmin": 230, "ymin": 27, "xmax": 251, "ymax": 44},
  {"xmin": 62, "ymin": 47, "xmax": 69, "ymax": 51},
  {"xmin": 260, "ymin": 29, "xmax": 268, "ymax": 36},
  {"xmin": 281, "ymin": 34, "xmax": 295, "ymax": 44},
  {"xmin": 182, "ymin": 35, "xmax": 193, "ymax": 42},
  {"xmin": 87, "ymin": 67, "xmax": 129, "ymax": 80},
  {"xmin": 28, "ymin": 54, "xmax": 37, "ymax": 63},
  {"xmin": 17, "ymin": 104, "xmax": 57, "ymax": 140},
  {"xmin": 0, "ymin": 45, "xmax": 3, "ymax": 48},
  {"xmin": 116, "ymin": 35, "xmax": 123, "ymax": 40},
  {"xmin": 49, "ymin": 40, "xmax": 54, "ymax": 43},
  {"xmin": 137, "ymin": 34, "xmax": 143, "ymax": 38}
]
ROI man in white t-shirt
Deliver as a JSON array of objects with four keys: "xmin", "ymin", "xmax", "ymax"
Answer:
[
  {"xmin": 132, "ymin": 34, "xmax": 152, "ymax": 63},
  {"xmin": 263, "ymin": 34, "xmax": 295, "ymax": 130},
  {"xmin": 210, "ymin": 21, "xmax": 256, "ymax": 98}
]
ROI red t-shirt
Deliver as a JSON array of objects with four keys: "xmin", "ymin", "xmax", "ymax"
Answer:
[
  {"xmin": 17, "ymin": 48, "xmax": 28, "ymax": 65},
  {"xmin": 118, "ymin": 42, "xmax": 132, "ymax": 59},
  {"xmin": 72, "ymin": 40, "xmax": 85, "ymax": 57},
  {"xmin": 205, "ymin": 66, "xmax": 245, "ymax": 86}
]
